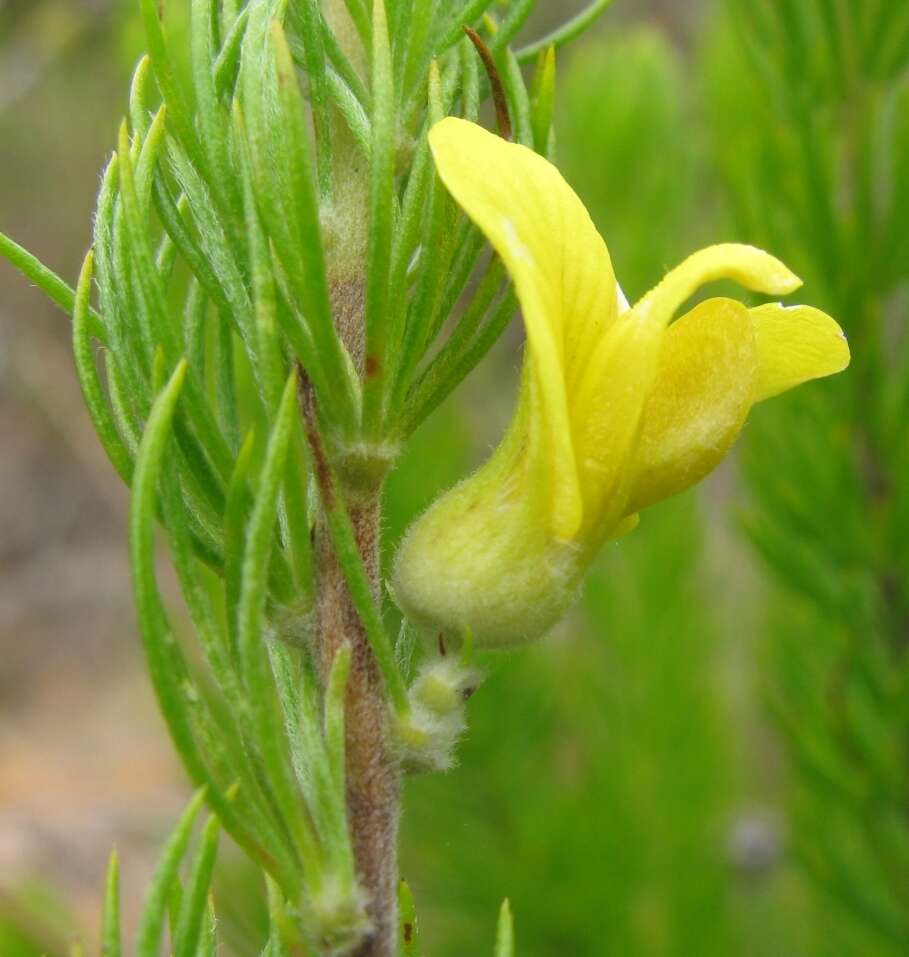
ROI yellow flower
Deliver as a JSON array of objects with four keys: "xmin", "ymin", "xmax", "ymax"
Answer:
[{"xmin": 393, "ymin": 118, "xmax": 850, "ymax": 649}]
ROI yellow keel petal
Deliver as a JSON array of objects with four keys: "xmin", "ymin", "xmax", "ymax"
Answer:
[{"xmin": 750, "ymin": 303, "xmax": 850, "ymax": 401}]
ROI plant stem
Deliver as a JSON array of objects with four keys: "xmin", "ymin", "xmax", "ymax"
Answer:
[{"xmin": 314, "ymin": 495, "xmax": 399, "ymax": 957}]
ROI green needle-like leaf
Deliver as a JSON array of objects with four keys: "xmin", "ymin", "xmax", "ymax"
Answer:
[
  {"xmin": 172, "ymin": 813, "xmax": 222, "ymax": 957},
  {"xmin": 135, "ymin": 790, "xmax": 207, "ymax": 957},
  {"xmin": 129, "ymin": 54, "xmax": 154, "ymax": 139},
  {"xmin": 102, "ymin": 849, "xmax": 122, "ymax": 957},
  {"xmin": 517, "ymin": 0, "xmax": 616, "ymax": 62},
  {"xmin": 139, "ymin": 0, "xmax": 208, "ymax": 176},
  {"xmin": 325, "ymin": 642, "xmax": 352, "ymax": 798},
  {"xmin": 362, "ymin": 0, "xmax": 396, "ymax": 436},
  {"xmin": 490, "ymin": 0, "xmax": 536, "ymax": 52},
  {"xmin": 214, "ymin": 5, "xmax": 251, "ymax": 96},
  {"xmin": 494, "ymin": 899, "xmax": 514, "ymax": 957},
  {"xmin": 241, "ymin": 10, "xmax": 357, "ymax": 430},
  {"xmin": 438, "ymin": 0, "xmax": 498, "ymax": 51},
  {"xmin": 236, "ymin": 372, "xmax": 322, "ymax": 881},
  {"xmin": 289, "ymin": 0, "xmax": 332, "ymax": 194},
  {"xmin": 191, "ymin": 0, "xmax": 240, "ymax": 218},
  {"xmin": 72, "ymin": 251, "xmax": 133, "ymax": 484},
  {"xmin": 500, "ymin": 47, "xmax": 533, "ymax": 146},
  {"xmin": 398, "ymin": 879, "xmax": 419, "ymax": 956},
  {"xmin": 530, "ymin": 45, "xmax": 556, "ymax": 156},
  {"xmin": 0, "ymin": 230, "xmax": 107, "ymax": 343}
]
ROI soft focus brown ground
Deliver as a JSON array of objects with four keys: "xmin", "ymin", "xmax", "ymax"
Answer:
[{"xmin": 0, "ymin": 3, "xmax": 189, "ymax": 942}]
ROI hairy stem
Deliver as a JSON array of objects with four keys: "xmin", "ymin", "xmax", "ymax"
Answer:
[{"xmin": 314, "ymin": 494, "xmax": 399, "ymax": 957}]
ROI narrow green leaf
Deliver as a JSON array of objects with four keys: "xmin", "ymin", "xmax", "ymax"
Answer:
[
  {"xmin": 318, "ymin": 11, "xmax": 370, "ymax": 106},
  {"xmin": 460, "ymin": 32, "xmax": 481, "ymax": 119},
  {"xmin": 282, "ymin": 425, "xmax": 315, "ymax": 600},
  {"xmin": 500, "ymin": 47, "xmax": 533, "ymax": 146},
  {"xmin": 152, "ymin": 175, "xmax": 236, "ymax": 322},
  {"xmin": 172, "ymin": 814, "xmax": 222, "ymax": 957},
  {"xmin": 192, "ymin": 0, "xmax": 240, "ymax": 217},
  {"xmin": 398, "ymin": 0, "xmax": 431, "ymax": 95},
  {"xmin": 120, "ymin": 126, "xmax": 235, "ymax": 489},
  {"xmin": 324, "ymin": 66, "xmax": 372, "ymax": 156},
  {"xmin": 236, "ymin": 373, "xmax": 323, "ymax": 879},
  {"xmin": 224, "ymin": 428, "xmax": 256, "ymax": 653},
  {"xmin": 438, "ymin": 0, "xmax": 498, "ymax": 51},
  {"xmin": 391, "ymin": 65, "xmax": 454, "ymax": 405},
  {"xmin": 339, "ymin": 0, "xmax": 371, "ymax": 49},
  {"xmin": 516, "ymin": 0, "xmax": 616, "ymax": 62},
  {"xmin": 184, "ymin": 278, "xmax": 209, "ymax": 373},
  {"xmin": 72, "ymin": 251, "xmax": 133, "ymax": 484},
  {"xmin": 289, "ymin": 0, "xmax": 333, "ymax": 194},
  {"xmin": 494, "ymin": 899, "xmax": 514, "ymax": 957},
  {"xmin": 530, "ymin": 45, "xmax": 556, "ymax": 156},
  {"xmin": 362, "ymin": 0, "xmax": 396, "ymax": 436},
  {"xmin": 135, "ymin": 790, "xmax": 207, "ymax": 957},
  {"xmin": 489, "ymin": 0, "xmax": 535, "ymax": 52},
  {"xmin": 118, "ymin": 122, "xmax": 176, "ymax": 361},
  {"xmin": 105, "ymin": 353, "xmax": 142, "ymax": 456},
  {"xmin": 0, "ymin": 231, "xmax": 106, "ymax": 343},
  {"xmin": 139, "ymin": 0, "xmax": 207, "ymax": 174},
  {"xmin": 406, "ymin": 286, "xmax": 516, "ymax": 432},
  {"xmin": 398, "ymin": 879, "xmax": 418, "ymax": 957},
  {"xmin": 214, "ymin": 5, "xmax": 251, "ymax": 96},
  {"xmin": 236, "ymin": 103, "xmax": 284, "ymax": 411},
  {"xmin": 265, "ymin": 877, "xmax": 289, "ymax": 957},
  {"xmin": 274, "ymin": 646, "xmax": 352, "ymax": 881},
  {"xmin": 128, "ymin": 361, "xmax": 236, "ymax": 835},
  {"xmin": 162, "ymin": 136, "xmax": 254, "ymax": 349},
  {"xmin": 241, "ymin": 12, "xmax": 357, "ymax": 429},
  {"xmin": 325, "ymin": 643, "xmax": 352, "ymax": 801},
  {"xmin": 199, "ymin": 902, "xmax": 218, "ymax": 957},
  {"xmin": 102, "ymin": 849, "xmax": 122, "ymax": 957},
  {"xmin": 129, "ymin": 54, "xmax": 154, "ymax": 139},
  {"xmin": 215, "ymin": 319, "xmax": 239, "ymax": 450},
  {"xmin": 406, "ymin": 256, "xmax": 504, "ymax": 415}
]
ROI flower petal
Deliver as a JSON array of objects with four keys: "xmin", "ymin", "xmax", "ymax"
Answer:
[
  {"xmin": 429, "ymin": 117, "xmax": 620, "ymax": 539},
  {"xmin": 634, "ymin": 243, "xmax": 802, "ymax": 329},
  {"xmin": 627, "ymin": 298, "xmax": 757, "ymax": 513},
  {"xmin": 750, "ymin": 303, "xmax": 850, "ymax": 401}
]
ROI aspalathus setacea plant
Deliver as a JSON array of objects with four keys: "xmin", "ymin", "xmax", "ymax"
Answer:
[{"xmin": 0, "ymin": 1, "xmax": 849, "ymax": 954}]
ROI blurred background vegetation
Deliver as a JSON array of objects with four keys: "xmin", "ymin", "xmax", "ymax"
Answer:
[{"xmin": 1, "ymin": 0, "xmax": 907, "ymax": 954}]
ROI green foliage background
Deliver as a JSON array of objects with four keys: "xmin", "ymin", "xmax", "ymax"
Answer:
[{"xmin": 0, "ymin": 1, "xmax": 906, "ymax": 954}]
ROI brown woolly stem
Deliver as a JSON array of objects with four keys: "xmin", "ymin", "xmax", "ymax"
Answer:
[
  {"xmin": 301, "ymin": 352, "xmax": 399, "ymax": 957},
  {"xmin": 314, "ymin": 498, "xmax": 399, "ymax": 957}
]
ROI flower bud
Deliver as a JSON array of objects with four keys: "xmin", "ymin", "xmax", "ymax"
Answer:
[{"xmin": 394, "ymin": 656, "xmax": 483, "ymax": 771}]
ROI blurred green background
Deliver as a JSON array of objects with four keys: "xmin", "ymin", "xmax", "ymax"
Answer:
[{"xmin": 1, "ymin": 1, "xmax": 907, "ymax": 954}]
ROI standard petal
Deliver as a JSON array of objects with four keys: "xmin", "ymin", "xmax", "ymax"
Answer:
[
  {"xmin": 429, "ymin": 117, "xmax": 619, "ymax": 539},
  {"xmin": 627, "ymin": 298, "xmax": 758, "ymax": 513},
  {"xmin": 750, "ymin": 303, "xmax": 850, "ymax": 401}
]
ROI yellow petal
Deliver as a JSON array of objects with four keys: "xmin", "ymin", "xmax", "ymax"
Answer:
[
  {"xmin": 571, "ymin": 316, "xmax": 664, "ymax": 538},
  {"xmin": 628, "ymin": 298, "xmax": 757, "ymax": 513},
  {"xmin": 572, "ymin": 243, "xmax": 798, "ymax": 529},
  {"xmin": 750, "ymin": 303, "xmax": 850, "ymax": 401},
  {"xmin": 429, "ymin": 117, "xmax": 620, "ymax": 539},
  {"xmin": 634, "ymin": 243, "xmax": 802, "ymax": 329}
]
